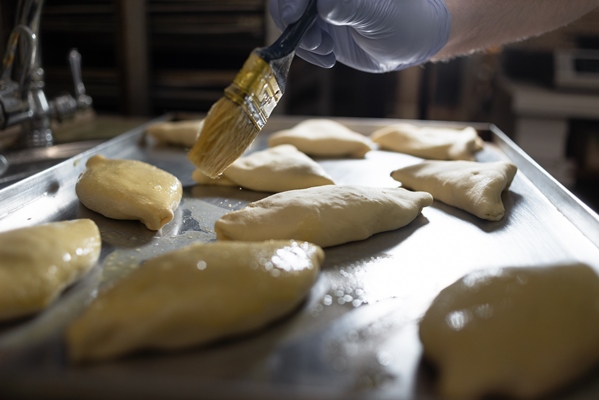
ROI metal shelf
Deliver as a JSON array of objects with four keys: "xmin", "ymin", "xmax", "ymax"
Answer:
[{"xmin": 29, "ymin": 0, "xmax": 267, "ymax": 116}]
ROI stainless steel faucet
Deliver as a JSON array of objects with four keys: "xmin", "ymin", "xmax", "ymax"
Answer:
[{"xmin": 0, "ymin": 0, "xmax": 92, "ymax": 148}]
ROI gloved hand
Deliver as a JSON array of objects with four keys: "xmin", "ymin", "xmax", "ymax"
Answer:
[{"xmin": 269, "ymin": 0, "xmax": 451, "ymax": 73}]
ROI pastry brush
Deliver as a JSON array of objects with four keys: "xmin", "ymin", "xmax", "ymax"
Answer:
[{"xmin": 188, "ymin": 0, "xmax": 318, "ymax": 178}]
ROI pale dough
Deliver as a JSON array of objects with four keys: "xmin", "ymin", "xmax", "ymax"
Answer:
[
  {"xmin": 0, "ymin": 219, "xmax": 101, "ymax": 321},
  {"xmin": 192, "ymin": 144, "xmax": 335, "ymax": 192},
  {"xmin": 192, "ymin": 171, "xmax": 237, "ymax": 186},
  {"xmin": 146, "ymin": 119, "xmax": 204, "ymax": 148},
  {"xmin": 76, "ymin": 155, "xmax": 183, "ymax": 230},
  {"xmin": 391, "ymin": 160, "xmax": 517, "ymax": 221},
  {"xmin": 419, "ymin": 263, "xmax": 599, "ymax": 400},
  {"xmin": 215, "ymin": 185, "xmax": 433, "ymax": 248},
  {"xmin": 371, "ymin": 123, "xmax": 484, "ymax": 160},
  {"xmin": 66, "ymin": 240, "xmax": 324, "ymax": 362},
  {"xmin": 268, "ymin": 119, "xmax": 374, "ymax": 158}
]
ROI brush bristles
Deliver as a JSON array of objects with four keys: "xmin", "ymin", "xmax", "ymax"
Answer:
[{"xmin": 188, "ymin": 97, "xmax": 260, "ymax": 179}]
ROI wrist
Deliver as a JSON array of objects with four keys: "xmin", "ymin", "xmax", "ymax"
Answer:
[{"xmin": 392, "ymin": 0, "xmax": 451, "ymax": 71}]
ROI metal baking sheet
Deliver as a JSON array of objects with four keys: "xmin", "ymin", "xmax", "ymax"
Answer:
[{"xmin": 1, "ymin": 114, "xmax": 599, "ymax": 400}]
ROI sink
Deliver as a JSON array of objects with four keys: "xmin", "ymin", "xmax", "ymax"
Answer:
[
  {"xmin": 0, "ymin": 113, "xmax": 151, "ymax": 191},
  {"xmin": 0, "ymin": 140, "xmax": 104, "ymax": 190}
]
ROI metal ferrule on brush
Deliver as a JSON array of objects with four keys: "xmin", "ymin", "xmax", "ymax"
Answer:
[{"xmin": 224, "ymin": 52, "xmax": 282, "ymax": 131}]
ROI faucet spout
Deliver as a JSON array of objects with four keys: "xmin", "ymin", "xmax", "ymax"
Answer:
[
  {"xmin": 0, "ymin": 0, "xmax": 92, "ymax": 149},
  {"xmin": 9, "ymin": 0, "xmax": 44, "ymax": 98}
]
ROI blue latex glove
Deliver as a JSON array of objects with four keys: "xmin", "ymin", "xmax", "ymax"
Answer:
[{"xmin": 269, "ymin": 0, "xmax": 451, "ymax": 73}]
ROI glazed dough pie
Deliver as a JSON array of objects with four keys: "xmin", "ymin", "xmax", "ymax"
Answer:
[
  {"xmin": 76, "ymin": 155, "xmax": 183, "ymax": 230},
  {"xmin": 146, "ymin": 119, "xmax": 204, "ymax": 148},
  {"xmin": 192, "ymin": 144, "xmax": 335, "ymax": 192},
  {"xmin": 391, "ymin": 160, "xmax": 517, "ymax": 221},
  {"xmin": 66, "ymin": 240, "xmax": 324, "ymax": 362},
  {"xmin": 0, "ymin": 219, "xmax": 101, "ymax": 321},
  {"xmin": 371, "ymin": 123, "xmax": 484, "ymax": 160},
  {"xmin": 419, "ymin": 263, "xmax": 599, "ymax": 400},
  {"xmin": 215, "ymin": 185, "xmax": 433, "ymax": 247},
  {"xmin": 268, "ymin": 119, "xmax": 374, "ymax": 158}
]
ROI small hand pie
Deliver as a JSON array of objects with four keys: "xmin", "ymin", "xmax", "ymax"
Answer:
[
  {"xmin": 192, "ymin": 144, "xmax": 335, "ymax": 192},
  {"xmin": 66, "ymin": 240, "xmax": 324, "ymax": 362},
  {"xmin": 419, "ymin": 263, "xmax": 599, "ymax": 400},
  {"xmin": 76, "ymin": 155, "xmax": 183, "ymax": 230},
  {"xmin": 215, "ymin": 185, "xmax": 433, "ymax": 247},
  {"xmin": 391, "ymin": 160, "xmax": 517, "ymax": 221},
  {"xmin": 146, "ymin": 119, "xmax": 204, "ymax": 148},
  {"xmin": 371, "ymin": 123, "xmax": 484, "ymax": 160},
  {"xmin": 0, "ymin": 219, "xmax": 101, "ymax": 321},
  {"xmin": 268, "ymin": 119, "xmax": 374, "ymax": 158}
]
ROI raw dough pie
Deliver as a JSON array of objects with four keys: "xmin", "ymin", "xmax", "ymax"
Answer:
[
  {"xmin": 371, "ymin": 123, "xmax": 484, "ymax": 160},
  {"xmin": 215, "ymin": 185, "xmax": 433, "ymax": 247},
  {"xmin": 391, "ymin": 160, "xmax": 517, "ymax": 221},
  {"xmin": 419, "ymin": 263, "xmax": 599, "ymax": 400},
  {"xmin": 76, "ymin": 155, "xmax": 183, "ymax": 230},
  {"xmin": 192, "ymin": 144, "xmax": 335, "ymax": 192},
  {"xmin": 268, "ymin": 119, "xmax": 374, "ymax": 158},
  {"xmin": 0, "ymin": 219, "xmax": 101, "ymax": 321},
  {"xmin": 146, "ymin": 119, "xmax": 204, "ymax": 148},
  {"xmin": 66, "ymin": 240, "xmax": 324, "ymax": 362}
]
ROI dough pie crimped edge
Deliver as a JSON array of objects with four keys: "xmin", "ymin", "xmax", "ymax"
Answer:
[
  {"xmin": 215, "ymin": 185, "xmax": 433, "ymax": 248},
  {"xmin": 0, "ymin": 219, "xmax": 101, "ymax": 321},
  {"xmin": 192, "ymin": 144, "xmax": 335, "ymax": 192},
  {"xmin": 267, "ymin": 119, "xmax": 374, "ymax": 158},
  {"xmin": 371, "ymin": 123, "xmax": 484, "ymax": 160},
  {"xmin": 419, "ymin": 263, "xmax": 599, "ymax": 400},
  {"xmin": 146, "ymin": 119, "xmax": 204, "ymax": 148},
  {"xmin": 66, "ymin": 239, "xmax": 324, "ymax": 363},
  {"xmin": 391, "ymin": 160, "xmax": 517, "ymax": 221},
  {"xmin": 76, "ymin": 155, "xmax": 183, "ymax": 230}
]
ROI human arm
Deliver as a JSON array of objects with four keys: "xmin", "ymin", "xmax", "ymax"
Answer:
[
  {"xmin": 269, "ymin": 0, "xmax": 599, "ymax": 73},
  {"xmin": 269, "ymin": 0, "xmax": 451, "ymax": 73},
  {"xmin": 434, "ymin": 0, "xmax": 599, "ymax": 60}
]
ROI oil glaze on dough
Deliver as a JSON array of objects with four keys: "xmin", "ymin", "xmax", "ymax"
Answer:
[
  {"xmin": 66, "ymin": 240, "xmax": 324, "ymax": 363},
  {"xmin": 419, "ymin": 263, "xmax": 599, "ymax": 400},
  {"xmin": 76, "ymin": 155, "xmax": 182, "ymax": 230},
  {"xmin": 0, "ymin": 219, "xmax": 101, "ymax": 321}
]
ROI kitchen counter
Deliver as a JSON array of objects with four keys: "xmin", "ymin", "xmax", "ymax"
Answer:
[
  {"xmin": 0, "ymin": 112, "xmax": 153, "ymax": 190},
  {"xmin": 51, "ymin": 112, "xmax": 151, "ymax": 144}
]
